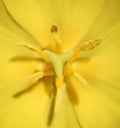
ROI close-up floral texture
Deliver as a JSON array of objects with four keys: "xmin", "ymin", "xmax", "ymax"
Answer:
[{"xmin": 0, "ymin": 0, "xmax": 120, "ymax": 128}]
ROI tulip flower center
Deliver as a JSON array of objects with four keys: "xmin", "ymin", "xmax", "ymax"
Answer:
[
  {"xmin": 13, "ymin": 23, "xmax": 103, "ymax": 126},
  {"xmin": 16, "ymin": 24, "xmax": 103, "ymax": 93}
]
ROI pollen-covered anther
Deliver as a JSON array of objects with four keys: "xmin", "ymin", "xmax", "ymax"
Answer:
[
  {"xmin": 68, "ymin": 38, "xmax": 103, "ymax": 63},
  {"xmin": 80, "ymin": 38, "xmax": 103, "ymax": 51},
  {"xmin": 51, "ymin": 24, "xmax": 59, "ymax": 33},
  {"xmin": 50, "ymin": 24, "xmax": 61, "ymax": 43}
]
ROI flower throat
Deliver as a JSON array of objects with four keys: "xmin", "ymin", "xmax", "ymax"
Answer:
[{"xmin": 17, "ymin": 23, "xmax": 103, "ymax": 90}]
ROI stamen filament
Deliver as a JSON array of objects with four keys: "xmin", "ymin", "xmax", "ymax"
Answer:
[
  {"xmin": 50, "ymin": 24, "xmax": 63, "ymax": 53},
  {"xmin": 16, "ymin": 70, "xmax": 54, "ymax": 93},
  {"xmin": 20, "ymin": 72, "xmax": 44, "ymax": 86},
  {"xmin": 68, "ymin": 50, "xmax": 81, "ymax": 63},
  {"xmin": 55, "ymin": 76, "xmax": 64, "ymax": 88},
  {"xmin": 73, "ymin": 72, "xmax": 90, "ymax": 88},
  {"xmin": 17, "ymin": 44, "xmax": 49, "ymax": 62}
]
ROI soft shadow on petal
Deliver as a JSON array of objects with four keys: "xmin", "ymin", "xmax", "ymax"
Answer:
[
  {"xmin": 0, "ymin": 85, "xmax": 52, "ymax": 128},
  {"xmin": 75, "ymin": 0, "xmax": 120, "ymax": 47},
  {"xmin": 0, "ymin": 0, "xmax": 44, "ymax": 94},
  {"xmin": 3, "ymin": 0, "xmax": 106, "ymax": 50},
  {"xmin": 73, "ymin": 30, "xmax": 120, "ymax": 128},
  {"xmin": 0, "ymin": 0, "xmax": 42, "ymax": 49},
  {"xmin": 0, "ymin": 1, "xmax": 53, "ymax": 128},
  {"xmin": 72, "ymin": 1, "xmax": 120, "ymax": 127},
  {"xmin": 48, "ymin": 84, "xmax": 83, "ymax": 128},
  {"xmin": 75, "ymin": 86, "xmax": 120, "ymax": 128},
  {"xmin": 66, "ymin": 75, "xmax": 120, "ymax": 128}
]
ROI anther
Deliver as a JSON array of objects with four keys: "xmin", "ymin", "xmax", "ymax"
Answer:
[
  {"xmin": 68, "ymin": 38, "xmax": 103, "ymax": 63},
  {"xmin": 51, "ymin": 24, "xmax": 59, "ymax": 33},
  {"xmin": 50, "ymin": 23, "xmax": 63, "ymax": 53},
  {"xmin": 80, "ymin": 38, "xmax": 103, "ymax": 51},
  {"xmin": 50, "ymin": 24, "xmax": 61, "ymax": 43}
]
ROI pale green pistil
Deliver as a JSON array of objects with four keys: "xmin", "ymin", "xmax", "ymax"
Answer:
[{"xmin": 43, "ymin": 50, "xmax": 74, "ymax": 77}]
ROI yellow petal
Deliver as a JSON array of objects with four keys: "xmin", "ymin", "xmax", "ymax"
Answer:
[
  {"xmin": 0, "ymin": 83, "xmax": 53, "ymax": 128},
  {"xmin": 0, "ymin": 1, "xmax": 52, "ymax": 127},
  {"xmin": 49, "ymin": 84, "xmax": 82, "ymax": 128},
  {"xmin": 3, "ymin": 0, "xmax": 106, "ymax": 50},
  {"xmin": 0, "ymin": 0, "xmax": 120, "ymax": 128},
  {"xmin": 72, "ymin": 26, "xmax": 120, "ymax": 128},
  {"xmin": 75, "ymin": 0, "xmax": 120, "ymax": 45},
  {"xmin": 70, "ymin": 1, "xmax": 120, "ymax": 127},
  {"xmin": 67, "ymin": 76, "xmax": 120, "ymax": 128}
]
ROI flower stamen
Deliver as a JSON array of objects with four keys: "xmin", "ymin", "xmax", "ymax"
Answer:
[
  {"xmin": 17, "ymin": 44, "xmax": 49, "ymax": 62},
  {"xmin": 80, "ymin": 38, "xmax": 103, "ymax": 51},
  {"xmin": 73, "ymin": 72, "xmax": 90, "ymax": 88},
  {"xmin": 50, "ymin": 24, "xmax": 63, "ymax": 53},
  {"xmin": 14, "ymin": 69, "xmax": 54, "ymax": 98},
  {"xmin": 68, "ymin": 38, "xmax": 103, "ymax": 63}
]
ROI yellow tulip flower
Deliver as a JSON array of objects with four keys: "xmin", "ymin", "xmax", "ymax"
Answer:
[{"xmin": 0, "ymin": 0, "xmax": 120, "ymax": 128}]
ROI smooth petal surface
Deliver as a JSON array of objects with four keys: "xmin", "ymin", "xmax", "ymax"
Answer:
[
  {"xmin": 47, "ymin": 84, "xmax": 82, "ymax": 128},
  {"xmin": 72, "ymin": 0, "xmax": 120, "ymax": 127},
  {"xmin": 0, "ymin": 0, "xmax": 120, "ymax": 128},
  {"xmin": 0, "ymin": 1, "xmax": 52, "ymax": 128},
  {"xmin": 3, "ymin": 0, "xmax": 106, "ymax": 50}
]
